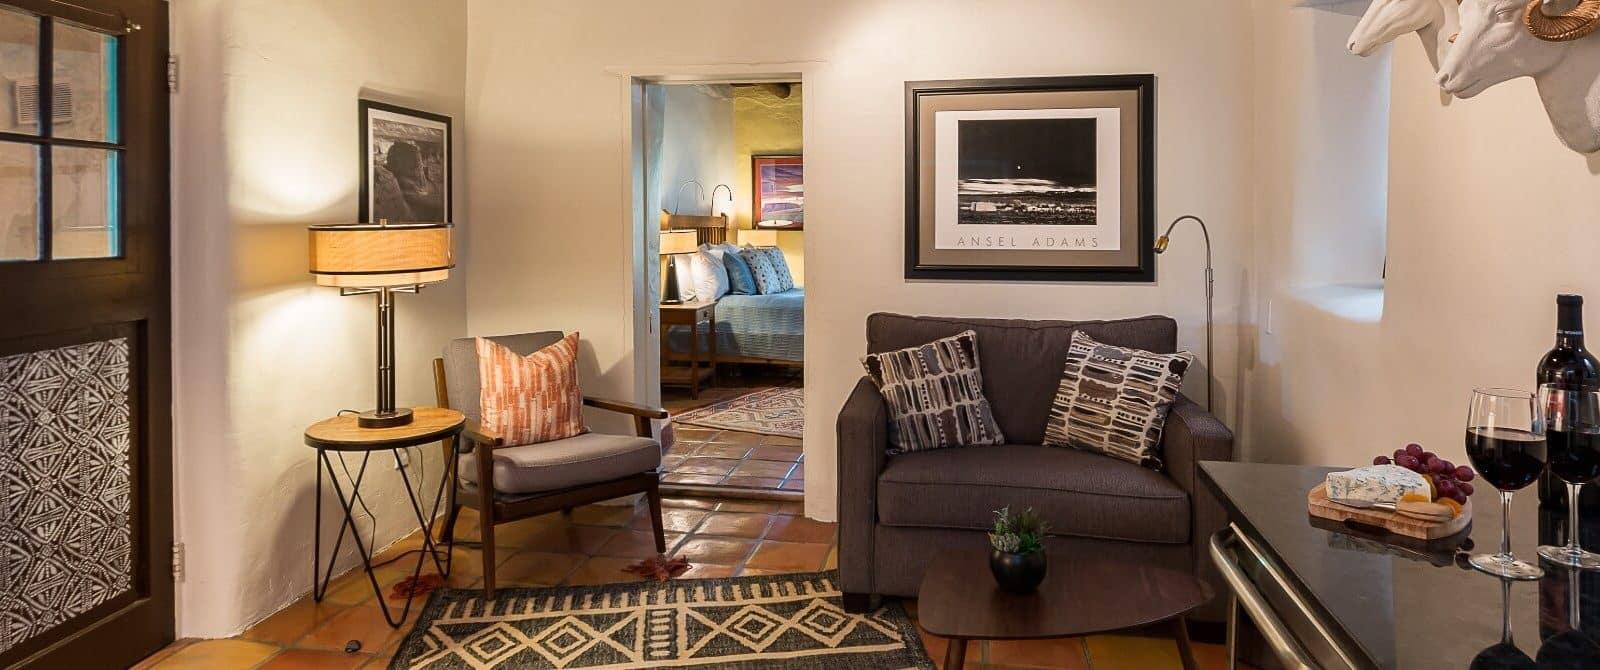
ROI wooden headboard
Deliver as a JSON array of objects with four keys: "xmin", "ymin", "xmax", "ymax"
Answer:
[{"xmin": 660, "ymin": 212, "xmax": 733, "ymax": 246}]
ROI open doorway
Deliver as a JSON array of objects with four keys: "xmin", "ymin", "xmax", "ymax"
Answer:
[{"xmin": 639, "ymin": 80, "xmax": 805, "ymax": 499}]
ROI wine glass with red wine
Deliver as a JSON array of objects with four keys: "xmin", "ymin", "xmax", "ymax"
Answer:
[
  {"xmin": 1537, "ymin": 384, "xmax": 1600, "ymax": 569},
  {"xmin": 1465, "ymin": 387, "xmax": 1547, "ymax": 580}
]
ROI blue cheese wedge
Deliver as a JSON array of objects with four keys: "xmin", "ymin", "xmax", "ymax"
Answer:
[{"xmin": 1326, "ymin": 464, "xmax": 1430, "ymax": 504}]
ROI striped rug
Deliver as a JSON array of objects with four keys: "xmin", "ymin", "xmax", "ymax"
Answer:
[{"xmin": 389, "ymin": 571, "xmax": 931, "ymax": 669}]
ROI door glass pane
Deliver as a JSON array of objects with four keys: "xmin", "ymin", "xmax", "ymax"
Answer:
[
  {"xmin": 0, "ymin": 6, "xmax": 40, "ymax": 136},
  {"xmin": 0, "ymin": 141, "xmax": 39, "ymax": 261},
  {"xmin": 52, "ymin": 22, "xmax": 117, "ymax": 143},
  {"xmin": 51, "ymin": 146, "xmax": 118, "ymax": 259}
]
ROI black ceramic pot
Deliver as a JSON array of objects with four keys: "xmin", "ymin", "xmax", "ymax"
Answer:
[{"xmin": 989, "ymin": 549, "xmax": 1047, "ymax": 594}]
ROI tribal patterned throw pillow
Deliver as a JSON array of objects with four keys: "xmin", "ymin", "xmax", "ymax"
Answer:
[
  {"xmin": 1044, "ymin": 331, "xmax": 1192, "ymax": 469},
  {"xmin": 861, "ymin": 330, "xmax": 1006, "ymax": 455}
]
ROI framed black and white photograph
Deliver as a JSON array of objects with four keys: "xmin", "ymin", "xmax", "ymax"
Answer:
[
  {"xmin": 906, "ymin": 75, "xmax": 1154, "ymax": 282},
  {"xmin": 359, "ymin": 100, "xmax": 452, "ymax": 224}
]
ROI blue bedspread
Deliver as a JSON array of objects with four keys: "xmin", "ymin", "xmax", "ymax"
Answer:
[{"xmin": 667, "ymin": 288, "xmax": 803, "ymax": 362}]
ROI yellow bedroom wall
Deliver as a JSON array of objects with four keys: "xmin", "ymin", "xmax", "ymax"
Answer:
[{"xmin": 733, "ymin": 84, "xmax": 804, "ymax": 286}]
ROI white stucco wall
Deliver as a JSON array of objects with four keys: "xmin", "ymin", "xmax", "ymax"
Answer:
[
  {"xmin": 463, "ymin": 0, "xmax": 1256, "ymax": 522},
  {"xmin": 1247, "ymin": 0, "xmax": 1600, "ymax": 474},
  {"xmin": 171, "ymin": 0, "xmax": 469, "ymax": 637}
]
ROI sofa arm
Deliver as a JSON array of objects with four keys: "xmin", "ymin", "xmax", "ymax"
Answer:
[
  {"xmin": 1162, "ymin": 395, "xmax": 1234, "ymax": 496},
  {"xmin": 837, "ymin": 376, "xmax": 888, "ymax": 603}
]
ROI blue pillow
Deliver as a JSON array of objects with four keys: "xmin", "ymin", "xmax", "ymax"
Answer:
[{"xmin": 723, "ymin": 250, "xmax": 759, "ymax": 295}]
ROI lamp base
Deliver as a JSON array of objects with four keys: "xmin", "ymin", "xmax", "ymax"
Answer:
[{"xmin": 358, "ymin": 408, "xmax": 414, "ymax": 429}]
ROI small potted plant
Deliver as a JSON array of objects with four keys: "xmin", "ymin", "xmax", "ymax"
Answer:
[{"xmin": 988, "ymin": 506, "xmax": 1048, "ymax": 594}]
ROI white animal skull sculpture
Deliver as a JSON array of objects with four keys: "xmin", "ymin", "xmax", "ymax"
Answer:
[
  {"xmin": 1438, "ymin": 0, "xmax": 1600, "ymax": 153},
  {"xmin": 1348, "ymin": 0, "xmax": 1463, "ymax": 71}
]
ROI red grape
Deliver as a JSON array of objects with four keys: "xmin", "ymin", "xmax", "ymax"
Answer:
[
  {"xmin": 1459, "ymin": 481, "xmax": 1474, "ymax": 496},
  {"xmin": 1430, "ymin": 459, "xmax": 1452, "ymax": 474},
  {"xmin": 1440, "ymin": 460, "xmax": 1455, "ymax": 472},
  {"xmin": 1406, "ymin": 443, "xmax": 1424, "ymax": 456},
  {"xmin": 1455, "ymin": 466, "xmax": 1475, "ymax": 482},
  {"xmin": 1423, "ymin": 453, "xmax": 1439, "ymax": 465},
  {"xmin": 1452, "ymin": 492, "xmax": 1469, "ymax": 504},
  {"xmin": 1396, "ymin": 455, "xmax": 1421, "ymax": 471},
  {"xmin": 1373, "ymin": 455, "xmax": 1392, "ymax": 466},
  {"xmin": 1437, "ymin": 480, "xmax": 1458, "ymax": 497},
  {"xmin": 1393, "ymin": 448, "xmax": 1407, "ymax": 461}
]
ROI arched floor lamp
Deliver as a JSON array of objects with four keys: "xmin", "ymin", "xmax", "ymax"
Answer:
[{"xmin": 1154, "ymin": 215, "xmax": 1213, "ymax": 411}]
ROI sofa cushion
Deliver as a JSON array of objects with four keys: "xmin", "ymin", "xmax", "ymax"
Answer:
[
  {"xmin": 1044, "ymin": 331, "xmax": 1193, "ymax": 469},
  {"xmin": 861, "ymin": 330, "xmax": 1006, "ymax": 454},
  {"xmin": 460, "ymin": 433, "xmax": 661, "ymax": 495},
  {"xmin": 866, "ymin": 314, "xmax": 1177, "ymax": 444},
  {"xmin": 875, "ymin": 444, "xmax": 1190, "ymax": 544}
]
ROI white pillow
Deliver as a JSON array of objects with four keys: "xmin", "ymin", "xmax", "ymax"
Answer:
[
  {"xmin": 690, "ymin": 250, "xmax": 730, "ymax": 300},
  {"xmin": 669, "ymin": 253, "xmax": 698, "ymax": 301}
]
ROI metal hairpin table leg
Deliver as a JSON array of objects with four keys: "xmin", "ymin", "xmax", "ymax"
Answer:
[{"xmin": 311, "ymin": 446, "xmax": 459, "ymax": 628}]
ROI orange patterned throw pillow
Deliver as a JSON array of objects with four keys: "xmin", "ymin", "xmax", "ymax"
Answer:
[{"xmin": 476, "ymin": 333, "xmax": 587, "ymax": 445}]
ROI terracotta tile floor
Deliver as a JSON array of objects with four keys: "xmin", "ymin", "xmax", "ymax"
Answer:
[
  {"xmin": 661, "ymin": 375, "xmax": 805, "ymax": 494},
  {"xmin": 139, "ymin": 494, "xmax": 1229, "ymax": 669}
]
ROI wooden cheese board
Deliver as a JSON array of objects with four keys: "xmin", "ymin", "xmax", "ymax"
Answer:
[{"xmin": 1307, "ymin": 483, "xmax": 1472, "ymax": 540}]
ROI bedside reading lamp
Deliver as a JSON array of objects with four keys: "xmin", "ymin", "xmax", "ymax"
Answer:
[
  {"xmin": 660, "ymin": 230, "xmax": 698, "ymax": 305},
  {"xmin": 308, "ymin": 221, "xmax": 454, "ymax": 428}
]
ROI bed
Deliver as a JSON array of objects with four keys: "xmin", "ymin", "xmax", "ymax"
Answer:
[{"xmin": 667, "ymin": 288, "xmax": 804, "ymax": 365}]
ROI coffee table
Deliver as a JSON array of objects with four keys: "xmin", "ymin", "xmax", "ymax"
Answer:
[{"xmin": 917, "ymin": 552, "xmax": 1211, "ymax": 670}]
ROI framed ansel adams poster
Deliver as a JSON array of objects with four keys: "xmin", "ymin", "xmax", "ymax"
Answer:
[
  {"xmin": 905, "ymin": 75, "xmax": 1155, "ymax": 282},
  {"xmin": 359, "ymin": 100, "xmax": 453, "ymax": 224}
]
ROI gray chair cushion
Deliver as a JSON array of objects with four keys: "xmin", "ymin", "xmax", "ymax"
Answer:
[
  {"xmin": 866, "ymin": 314, "xmax": 1177, "ymax": 444},
  {"xmin": 443, "ymin": 331, "xmax": 565, "ymax": 423},
  {"xmin": 875, "ymin": 444, "xmax": 1190, "ymax": 544},
  {"xmin": 460, "ymin": 432, "xmax": 662, "ymax": 495}
]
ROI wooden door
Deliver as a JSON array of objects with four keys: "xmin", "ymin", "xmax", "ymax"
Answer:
[{"xmin": 0, "ymin": 0, "xmax": 172, "ymax": 667}]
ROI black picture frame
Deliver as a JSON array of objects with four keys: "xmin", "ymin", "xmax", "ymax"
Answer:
[
  {"xmin": 359, "ymin": 99, "xmax": 453, "ymax": 224},
  {"xmin": 904, "ymin": 75, "xmax": 1156, "ymax": 282}
]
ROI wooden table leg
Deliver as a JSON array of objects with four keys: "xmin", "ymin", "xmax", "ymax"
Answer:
[
  {"xmin": 688, "ymin": 318, "xmax": 700, "ymax": 399},
  {"xmin": 944, "ymin": 637, "xmax": 967, "ymax": 670},
  {"xmin": 1173, "ymin": 616, "xmax": 1197, "ymax": 670},
  {"xmin": 707, "ymin": 310, "xmax": 717, "ymax": 388}
]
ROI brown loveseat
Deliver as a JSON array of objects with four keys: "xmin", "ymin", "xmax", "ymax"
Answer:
[{"xmin": 837, "ymin": 313, "xmax": 1234, "ymax": 620}]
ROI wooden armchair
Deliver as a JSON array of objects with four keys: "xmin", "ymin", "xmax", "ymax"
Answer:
[{"xmin": 432, "ymin": 331, "xmax": 669, "ymax": 600}]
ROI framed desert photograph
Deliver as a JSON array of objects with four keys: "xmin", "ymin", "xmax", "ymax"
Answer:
[
  {"xmin": 905, "ymin": 75, "xmax": 1155, "ymax": 282},
  {"xmin": 751, "ymin": 155, "xmax": 803, "ymax": 229},
  {"xmin": 359, "ymin": 100, "xmax": 452, "ymax": 224}
]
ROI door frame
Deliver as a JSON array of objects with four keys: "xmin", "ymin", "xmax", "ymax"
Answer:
[{"xmin": 612, "ymin": 66, "xmax": 811, "ymax": 409}]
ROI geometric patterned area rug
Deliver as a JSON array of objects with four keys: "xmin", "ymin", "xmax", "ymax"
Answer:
[
  {"xmin": 389, "ymin": 571, "xmax": 932, "ymax": 669},
  {"xmin": 672, "ymin": 387, "xmax": 803, "ymax": 439}
]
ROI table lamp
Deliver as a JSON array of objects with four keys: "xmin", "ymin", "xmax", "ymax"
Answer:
[
  {"xmin": 660, "ymin": 230, "xmax": 698, "ymax": 305},
  {"xmin": 737, "ymin": 229, "xmax": 780, "ymax": 247},
  {"xmin": 308, "ymin": 221, "xmax": 454, "ymax": 428}
]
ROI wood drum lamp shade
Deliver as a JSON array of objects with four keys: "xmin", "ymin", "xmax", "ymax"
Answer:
[
  {"xmin": 308, "ymin": 222, "xmax": 454, "ymax": 288},
  {"xmin": 307, "ymin": 222, "xmax": 455, "ymax": 429}
]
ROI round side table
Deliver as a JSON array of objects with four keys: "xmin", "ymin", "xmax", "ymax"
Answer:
[{"xmin": 305, "ymin": 407, "xmax": 465, "ymax": 628}]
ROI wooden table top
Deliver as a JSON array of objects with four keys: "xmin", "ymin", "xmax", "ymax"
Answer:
[
  {"xmin": 303, "ymin": 407, "xmax": 465, "ymax": 451},
  {"xmin": 916, "ymin": 552, "xmax": 1211, "ymax": 641}
]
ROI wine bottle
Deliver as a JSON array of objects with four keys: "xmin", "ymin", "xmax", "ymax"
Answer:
[{"xmin": 1537, "ymin": 294, "xmax": 1600, "ymax": 509}]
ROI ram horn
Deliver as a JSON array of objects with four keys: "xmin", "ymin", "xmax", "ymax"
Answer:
[{"xmin": 1526, "ymin": 0, "xmax": 1600, "ymax": 41}]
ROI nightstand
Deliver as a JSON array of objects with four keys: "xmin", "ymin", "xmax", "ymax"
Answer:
[{"xmin": 660, "ymin": 301, "xmax": 717, "ymax": 398}]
